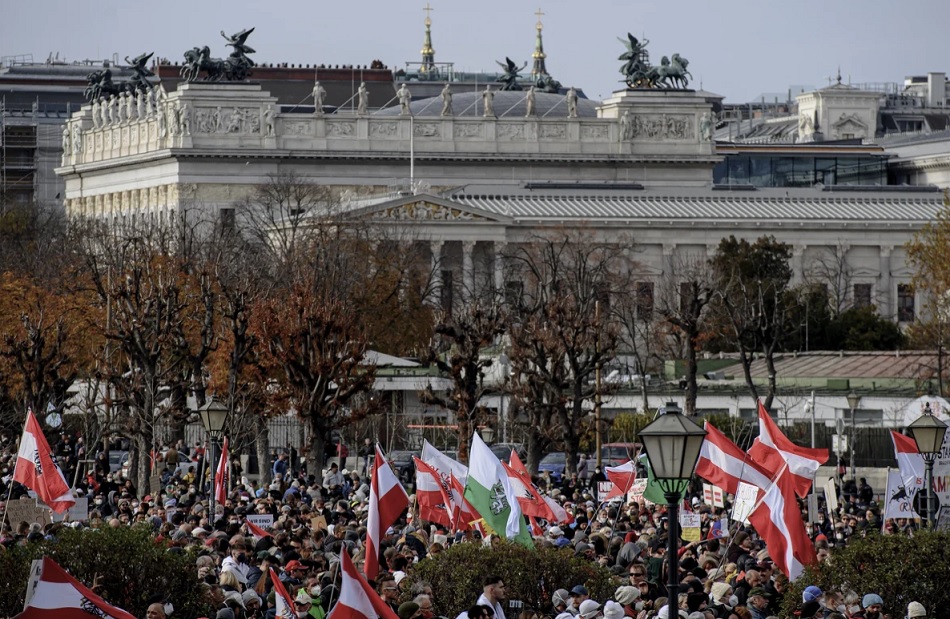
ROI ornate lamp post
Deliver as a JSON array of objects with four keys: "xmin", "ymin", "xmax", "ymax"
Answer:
[
  {"xmin": 846, "ymin": 391, "xmax": 861, "ymax": 481},
  {"xmin": 199, "ymin": 398, "xmax": 228, "ymax": 523},
  {"xmin": 908, "ymin": 410, "xmax": 948, "ymax": 528},
  {"xmin": 637, "ymin": 402, "xmax": 707, "ymax": 600}
]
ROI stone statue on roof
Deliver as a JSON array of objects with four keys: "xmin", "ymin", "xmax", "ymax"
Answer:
[
  {"xmin": 313, "ymin": 82, "xmax": 326, "ymax": 114},
  {"xmin": 357, "ymin": 82, "xmax": 369, "ymax": 115},
  {"xmin": 482, "ymin": 85, "xmax": 495, "ymax": 117},
  {"xmin": 495, "ymin": 56, "xmax": 526, "ymax": 91},
  {"xmin": 398, "ymin": 84, "xmax": 412, "ymax": 115},
  {"xmin": 440, "ymin": 84, "xmax": 453, "ymax": 116},
  {"xmin": 525, "ymin": 86, "xmax": 536, "ymax": 117},
  {"xmin": 566, "ymin": 87, "xmax": 578, "ymax": 118}
]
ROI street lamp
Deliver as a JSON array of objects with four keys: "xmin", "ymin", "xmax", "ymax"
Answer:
[
  {"xmin": 638, "ymin": 402, "xmax": 707, "ymax": 599},
  {"xmin": 199, "ymin": 398, "xmax": 228, "ymax": 524},
  {"xmin": 908, "ymin": 409, "xmax": 948, "ymax": 528},
  {"xmin": 846, "ymin": 391, "xmax": 861, "ymax": 481}
]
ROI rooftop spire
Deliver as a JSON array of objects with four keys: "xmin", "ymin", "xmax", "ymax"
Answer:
[
  {"xmin": 531, "ymin": 8, "xmax": 548, "ymax": 78},
  {"xmin": 420, "ymin": 2, "xmax": 435, "ymax": 73}
]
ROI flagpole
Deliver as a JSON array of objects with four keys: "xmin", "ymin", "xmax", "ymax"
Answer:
[{"xmin": 0, "ymin": 479, "xmax": 14, "ymax": 532}]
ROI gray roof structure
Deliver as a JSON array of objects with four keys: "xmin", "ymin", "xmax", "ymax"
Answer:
[
  {"xmin": 373, "ymin": 90, "xmax": 601, "ymax": 118},
  {"xmin": 442, "ymin": 185, "xmax": 944, "ymax": 223}
]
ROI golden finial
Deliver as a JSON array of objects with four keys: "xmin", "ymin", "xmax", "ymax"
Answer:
[
  {"xmin": 535, "ymin": 7, "xmax": 545, "ymax": 30},
  {"xmin": 424, "ymin": 2, "xmax": 434, "ymax": 26}
]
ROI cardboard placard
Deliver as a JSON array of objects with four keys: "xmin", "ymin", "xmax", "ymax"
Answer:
[
  {"xmin": 731, "ymin": 482, "xmax": 758, "ymax": 525},
  {"xmin": 627, "ymin": 478, "xmax": 650, "ymax": 506},
  {"xmin": 679, "ymin": 512, "xmax": 702, "ymax": 542},
  {"xmin": 823, "ymin": 478, "xmax": 839, "ymax": 514},
  {"xmin": 165, "ymin": 507, "xmax": 178, "ymax": 523},
  {"xmin": 597, "ymin": 481, "xmax": 615, "ymax": 502},
  {"xmin": 712, "ymin": 486, "xmax": 725, "ymax": 508},
  {"xmin": 247, "ymin": 513, "xmax": 275, "ymax": 528},
  {"xmin": 703, "ymin": 483, "xmax": 714, "ymax": 506},
  {"xmin": 310, "ymin": 515, "xmax": 328, "ymax": 531},
  {"xmin": 5, "ymin": 498, "xmax": 51, "ymax": 526},
  {"xmin": 149, "ymin": 473, "xmax": 163, "ymax": 496},
  {"xmin": 936, "ymin": 506, "xmax": 950, "ymax": 532}
]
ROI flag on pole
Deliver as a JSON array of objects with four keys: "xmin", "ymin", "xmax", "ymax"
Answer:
[
  {"xmin": 328, "ymin": 549, "xmax": 399, "ymax": 619},
  {"xmin": 891, "ymin": 431, "xmax": 925, "ymax": 491},
  {"xmin": 421, "ymin": 440, "xmax": 468, "ymax": 483},
  {"xmin": 13, "ymin": 410, "xmax": 75, "ymax": 514},
  {"xmin": 464, "ymin": 434, "xmax": 532, "ymax": 545},
  {"xmin": 413, "ymin": 457, "xmax": 454, "ymax": 527},
  {"xmin": 245, "ymin": 518, "xmax": 272, "ymax": 540},
  {"xmin": 214, "ymin": 436, "xmax": 230, "ymax": 506},
  {"xmin": 697, "ymin": 421, "xmax": 772, "ymax": 498},
  {"xmin": 748, "ymin": 401, "xmax": 828, "ymax": 498},
  {"xmin": 365, "ymin": 445, "xmax": 409, "ymax": 580},
  {"xmin": 269, "ymin": 567, "xmax": 297, "ymax": 619},
  {"xmin": 604, "ymin": 461, "xmax": 637, "ymax": 500},
  {"xmin": 449, "ymin": 473, "xmax": 482, "ymax": 532},
  {"xmin": 14, "ymin": 556, "xmax": 136, "ymax": 619},
  {"xmin": 501, "ymin": 460, "xmax": 556, "ymax": 520},
  {"xmin": 747, "ymin": 468, "xmax": 817, "ymax": 581},
  {"xmin": 882, "ymin": 468, "xmax": 921, "ymax": 520}
]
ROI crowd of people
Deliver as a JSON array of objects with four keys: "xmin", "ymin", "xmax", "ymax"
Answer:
[{"xmin": 0, "ymin": 434, "xmax": 935, "ymax": 619}]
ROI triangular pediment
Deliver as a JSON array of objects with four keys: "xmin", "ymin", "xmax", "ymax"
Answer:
[
  {"xmin": 347, "ymin": 193, "xmax": 510, "ymax": 223},
  {"xmin": 832, "ymin": 113, "xmax": 868, "ymax": 131}
]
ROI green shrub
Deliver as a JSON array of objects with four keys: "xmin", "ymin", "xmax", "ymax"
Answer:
[
  {"xmin": 780, "ymin": 530, "xmax": 950, "ymax": 617},
  {"xmin": 405, "ymin": 541, "xmax": 618, "ymax": 616},
  {"xmin": 0, "ymin": 525, "xmax": 205, "ymax": 618}
]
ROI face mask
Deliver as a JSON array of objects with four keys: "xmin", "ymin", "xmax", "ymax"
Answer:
[
  {"xmin": 634, "ymin": 602, "xmax": 644, "ymax": 612},
  {"xmin": 95, "ymin": 499, "xmax": 103, "ymax": 505},
  {"xmin": 598, "ymin": 516, "xmax": 608, "ymax": 523},
  {"xmin": 835, "ymin": 533, "xmax": 844, "ymax": 540},
  {"xmin": 164, "ymin": 602, "xmax": 174, "ymax": 616},
  {"xmin": 728, "ymin": 596, "xmax": 739, "ymax": 607}
]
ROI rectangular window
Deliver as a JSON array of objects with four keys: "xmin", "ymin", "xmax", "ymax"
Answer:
[
  {"xmin": 853, "ymin": 283, "xmax": 873, "ymax": 309},
  {"xmin": 505, "ymin": 280, "xmax": 524, "ymax": 308},
  {"xmin": 219, "ymin": 207, "xmax": 235, "ymax": 231},
  {"xmin": 897, "ymin": 284, "xmax": 915, "ymax": 322},
  {"xmin": 636, "ymin": 281, "xmax": 654, "ymax": 322}
]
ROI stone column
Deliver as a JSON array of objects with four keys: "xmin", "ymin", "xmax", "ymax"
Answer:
[
  {"xmin": 879, "ymin": 245, "xmax": 893, "ymax": 318},
  {"xmin": 662, "ymin": 243, "xmax": 677, "ymax": 278},
  {"xmin": 462, "ymin": 240, "xmax": 476, "ymax": 299},
  {"xmin": 430, "ymin": 240, "xmax": 444, "ymax": 306},
  {"xmin": 792, "ymin": 244, "xmax": 806, "ymax": 285},
  {"xmin": 494, "ymin": 241, "xmax": 507, "ymax": 293}
]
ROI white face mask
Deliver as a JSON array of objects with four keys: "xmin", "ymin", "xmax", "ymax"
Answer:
[
  {"xmin": 164, "ymin": 602, "xmax": 174, "ymax": 616},
  {"xmin": 728, "ymin": 596, "xmax": 739, "ymax": 607},
  {"xmin": 634, "ymin": 602, "xmax": 644, "ymax": 611}
]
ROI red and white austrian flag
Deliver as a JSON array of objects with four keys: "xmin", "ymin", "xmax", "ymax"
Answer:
[{"xmin": 14, "ymin": 410, "xmax": 75, "ymax": 513}]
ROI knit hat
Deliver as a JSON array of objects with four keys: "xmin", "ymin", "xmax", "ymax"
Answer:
[
  {"xmin": 603, "ymin": 601, "xmax": 624, "ymax": 619},
  {"xmin": 578, "ymin": 600, "xmax": 601, "ymax": 619},
  {"xmin": 241, "ymin": 590, "xmax": 261, "ymax": 607},
  {"xmin": 398, "ymin": 602, "xmax": 420, "ymax": 619},
  {"xmin": 732, "ymin": 531, "xmax": 749, "ymax": 546},
  {"xmin": 552, "ymin": 589, "xmax": 571, "ymax": 607},
  {"xmin": 907, "ymin": 601, "xmax": 926, "ymax": 618},
  {"xmin": 710, "ymin": 582, "xmax": 732, "ymax": 603},
  {"xmin": 799, "ymin": 600, "xmax": 821, "ymax": 619},
  {"xmin": 803, "ymin": 586, "xmax": 823, "ymax": 603},
  {"xmin": 747, "ymin": 587, "xmax": 768, "ymax": 599},
  {"xmin": 614, "ymin": 586, "xmax": 640, "ymax": 605},
  {"xmin": 862, "ymin": 594, "xmax": 884, "ymax": 608}
]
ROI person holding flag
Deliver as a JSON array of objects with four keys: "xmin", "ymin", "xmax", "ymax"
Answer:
[
  {"xmin": 365, "ymin": 444, "xmax": 410, "ymax": 580},
  {"xmin": 10, "ymin": 409, "xmax": 75, "ymax": 515}
]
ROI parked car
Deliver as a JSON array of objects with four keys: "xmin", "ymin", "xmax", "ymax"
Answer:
[
  {"xmin": 108, "ymin": 450, "xmax": 129, "ymax": 474},
  {"xmin": 489, "ymin": 442, "xmax": 526, "ymax": 462},
  {"xmin": 538, "ymin": 452, "xmax": 567, "ymax": 480},
  {"xmin": 387, "ymin": 450, "xmax": 418, "ymax": 484},
  {"xmin": 600, "ymin": 442, "xmax": 641, "ymax": 468}
]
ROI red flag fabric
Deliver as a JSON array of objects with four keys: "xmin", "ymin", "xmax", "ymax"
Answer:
[
  {"xmin": 502, "ymin": 460, "xmax": 556, "ymax": 520},
  {"xmin": 697, "ymin": 421, "xmax": 773, "ymax": 498},
  {"xmin": 413, "ymin": 457, "xmax": 454, "ymax": 527},
  {"xmin": 328, "ymin": 549, "xmax": 400, "ymax": 619},
  {"xmin": 13, "ymin": 410, "xmax": 74, "ymax": 514},
  {"xmin": 604, "ymin": 461, "xmax": 637, "ymax": 500},
  {"xmin": 365, "ymin": 445, "xmax": 409, "ymax": 580},
  {"xmin": 14, "ymin": 556, "xmax": 136, "ymax": 619},
  {"xmin": 508, "ymin": 450, "xmax": 530, "ymax": 476},
  {"xmin": 245, "ymin": 518, "xmax": 272, "ymax": 539},
  {"xmin": 269, "ymin": 567, "xmax": 297, "ymax": 619},
  {"xmin": 748, "ymin": 401, "xmax": 828, "ymax": 498},
  {"xmin": 214, "ymin": 436, "xmax": 230, "ymax": 506},
  {"xmin": 747, "ymin": 468, "xmax": 817, "ymax": 581},
  {"xmin": 891, "ymin": 431, "xmax": 926, "ymax": 489}
]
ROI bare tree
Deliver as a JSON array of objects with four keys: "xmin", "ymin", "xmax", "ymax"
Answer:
[{"xmin": 803, "ymin": 243, "xmax": 855, "ymax": 316}]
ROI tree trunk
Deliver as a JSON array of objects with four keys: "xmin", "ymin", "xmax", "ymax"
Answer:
[
  {"xmin": 525, "ymin": 421, "xmax": 545, "ymax": 475},
  {"xmin": 684, "ymin": 333, "xmax": 699, "ymax": 415},
  {"xmin": 308, "ymin": 417, "xmax": 327, "ymax": 476},
  {"xmin": 135, "ymin": 434, "xmax": 150, "ymax": 498},
  {"xmin": 457, "ymin": 414, "xmax": 472, "ymax": 466},
  {"xmin": 255, "ymin": 415, "xmax": 271, "ymax": 485}
]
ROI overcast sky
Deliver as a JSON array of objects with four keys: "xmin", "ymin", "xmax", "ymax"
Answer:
[{"xmin": 4, "ymin": 0, "xmax": 949, "ymax": 103}]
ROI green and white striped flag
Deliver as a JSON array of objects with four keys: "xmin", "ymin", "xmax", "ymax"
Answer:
[{"xmin": 464, "ymin": 433, "xmax": 533, "ymax": 546}]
